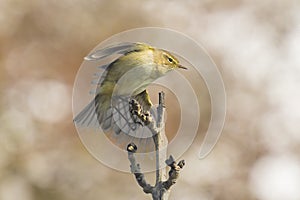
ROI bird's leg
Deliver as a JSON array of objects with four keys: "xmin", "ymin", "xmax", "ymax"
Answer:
[{"xmin": 129, "ymin": 99, "xmax": 144, "ymax": 126}]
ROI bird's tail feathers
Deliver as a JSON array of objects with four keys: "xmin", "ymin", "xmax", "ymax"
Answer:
[{"xmin": 73, "ymin": 94, "xmax": 112, "ymax": 131}]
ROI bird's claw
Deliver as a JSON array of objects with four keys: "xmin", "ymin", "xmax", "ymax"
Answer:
[{"xmin": 129, "ymin": 99, "xmax": 152, "ymax": 126}]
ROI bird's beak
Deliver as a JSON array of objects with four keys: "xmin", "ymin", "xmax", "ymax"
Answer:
[{"xmin": 178, "ymin": 64, "xmax": 188, "ymax": 70}]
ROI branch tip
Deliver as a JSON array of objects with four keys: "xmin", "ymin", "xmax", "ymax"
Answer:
[
  {"xmin": 178, "ymin": 160, "xmax": 185, "ymax": 169},
  {"xmin": 165, "ymin": 155, "xmax": 175, "ymax": 166},
  {"xmin": 127, "ymin": 143, "xmax": 137, "ymax": 153}
]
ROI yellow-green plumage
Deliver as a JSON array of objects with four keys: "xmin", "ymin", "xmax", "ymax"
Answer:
[{"xmin": 74, "ymin": 43, "xmax": 186, "ymax": 135}]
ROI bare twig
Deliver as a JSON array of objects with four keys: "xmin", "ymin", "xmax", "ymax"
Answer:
[
  {"xmin": 154, "ymin": 91, "xmax": 166, "ymax": 184},
  {"xmin": 127, "ymin": 92, "xmax": 185, "ymax": 200},
  {"xmin": 163, "ymin": 155, "xmax": 185, "ymax": 190},
  {"xmin": 127, "ymin": 143, "xmax": 153, "ymax": 194}
]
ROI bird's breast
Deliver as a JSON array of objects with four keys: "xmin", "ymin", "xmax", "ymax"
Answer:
[
  {"xmin": 112, "ymin": 63, "xmax": 162, "ymax": 96},
  {"xmin": 100, "ymin": 49, "xmax": 167, "ymax": 97}
]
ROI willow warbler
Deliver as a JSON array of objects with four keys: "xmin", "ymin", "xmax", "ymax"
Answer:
[{"xmin": 74, "ymin": 42, "xmax": 187, "ymax": 136}]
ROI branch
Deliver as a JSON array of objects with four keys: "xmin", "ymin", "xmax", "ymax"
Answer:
[
  {"xmin": 154, "ymin": 91, "xmax": 166, "ymax": 184},
  {"xmin": 163, "ymin": 155, "xmax": 185, "ymax": 190},
  {"xmin": 127, "ymin": 92, "xmax": 185, "ymax": 200},
  {"xmin": 127, "ymin": 143, "xmax": 153, "ymax": 194},
  {"xmin": 127, "ymin": 144, "xmax": 185, "ymax": 199}
]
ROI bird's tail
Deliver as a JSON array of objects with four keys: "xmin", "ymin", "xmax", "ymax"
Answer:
[
  {"xmin": 73, "ymin": 94, "xmax": 112, "ymax": 131},
  {"xmin": 73, "ymin": 94, "xmax": 156, "ymax": 153}
]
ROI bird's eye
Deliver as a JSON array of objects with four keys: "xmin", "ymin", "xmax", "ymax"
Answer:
[{"xmin": 167, "ymin": 57, "xmax": 173, "ymax": 63}]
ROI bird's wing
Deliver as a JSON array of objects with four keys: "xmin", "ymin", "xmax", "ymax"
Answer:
[
  {"xmin": 75, "ymin": 42, "xmax": 156, "ymax": 152},
  {"xmin": 74, "ymin": 93, "xmax": 156, "ymax": 153},
  {"xmin": 84, "ymin": 42, "xmax": 150, "ymax": 61},
  {"xmin": 106, "ymin": 95, "xmax": 156, "ymax": 153}
]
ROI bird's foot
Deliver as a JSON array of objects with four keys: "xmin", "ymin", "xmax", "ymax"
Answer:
[{"xmin": 129, "ymin": 99, "xmax": 152, "ymax": 126}]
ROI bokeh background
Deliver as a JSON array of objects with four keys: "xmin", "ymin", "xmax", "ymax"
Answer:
[{"xmin": 1, "ymin": 0, "xmax": 300, "ymax": 200}]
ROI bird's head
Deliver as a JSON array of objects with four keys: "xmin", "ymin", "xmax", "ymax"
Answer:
[
  {"xmin": 153, "ymin": 48, "xmax": 187, "ymax": 74},
  {"xmin": 117, "ymin": 43, "xmax": 188, "ymax": 76}
]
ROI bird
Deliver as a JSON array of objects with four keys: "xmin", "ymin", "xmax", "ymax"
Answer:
[{"xmin": 74, "ymin": 42, "xmax": 187, "ymax": 150}]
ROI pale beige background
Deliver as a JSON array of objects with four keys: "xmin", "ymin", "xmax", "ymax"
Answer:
[{"xmin": 1, "ymin": 0, "xmax": 300, "ymax": 200}]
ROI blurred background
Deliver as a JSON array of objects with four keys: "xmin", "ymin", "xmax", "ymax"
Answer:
[{"xmin": 1, "ymin": 0, "xmax": 300, "ymax": 200}]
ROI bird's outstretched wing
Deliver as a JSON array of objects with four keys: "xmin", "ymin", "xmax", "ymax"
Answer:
[
  {"xmin": 106, "ymin": 93, "xmax": 156, "ymax": 152},
  {"xmin": 74, "ymin": 93, "xmax": 157, "ymax": 153},
  {"xmin": 74, "ymin": 42, "xmax": 157, "ymax": 152},
  {"xmin": 84, "ymin": 42, "xmax": 150, "ymax": 61}
]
